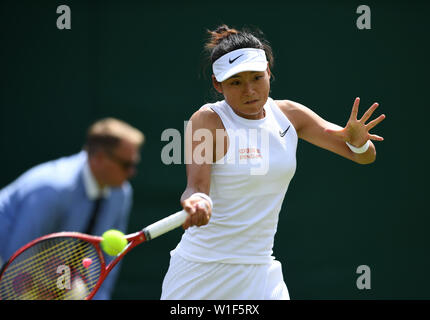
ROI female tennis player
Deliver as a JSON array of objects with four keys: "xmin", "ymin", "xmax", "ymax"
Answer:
[{"xmin": 161, "ymin": 25, "xmax": 385, "ymax": 299}]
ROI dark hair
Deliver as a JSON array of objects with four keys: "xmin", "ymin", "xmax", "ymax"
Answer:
[{"xmin": 205, "ymin": 24, "xmax": 274, "ymax": 71}]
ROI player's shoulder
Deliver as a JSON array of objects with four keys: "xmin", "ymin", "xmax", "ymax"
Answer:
[
  {"xmin": 274, "ymin": 99, "xmax": 307, "ymax": 113},
  {"xmin": 274, "ymin": 99, "xmax": 310, "ymax": 133},
  {"xmin": 189, "ymin": 103, "xmax": 223, "ymax": 130}
]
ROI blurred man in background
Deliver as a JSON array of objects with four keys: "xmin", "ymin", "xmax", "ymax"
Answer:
[{"xmin": 0, "ymin": 117, "xmax": 144, "ymax": 299}]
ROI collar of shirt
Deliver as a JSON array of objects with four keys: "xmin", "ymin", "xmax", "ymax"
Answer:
[{"xmin": 82, "ymin": 161, "xmax": 111, "ymax": 200}]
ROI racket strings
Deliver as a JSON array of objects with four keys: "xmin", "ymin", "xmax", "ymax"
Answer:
[{"xmin": 0, "ymin": 237, "xmax": 102, "ymax": 300}]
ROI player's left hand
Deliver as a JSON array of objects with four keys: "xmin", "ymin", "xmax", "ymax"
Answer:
[{"xmin": 325, "ymin": 97, "xmax": 386, "ymax": 147}]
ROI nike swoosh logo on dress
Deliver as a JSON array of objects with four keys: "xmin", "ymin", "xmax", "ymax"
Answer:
[{"xmin": 279, "ymin": 125, "xmax": 291, "ymax": 137}]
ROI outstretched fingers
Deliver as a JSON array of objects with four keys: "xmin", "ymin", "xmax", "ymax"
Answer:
[
  {"xmin": 349, "ymin": 97, "xmax": 360, "ymax": 121},
  {"xmin": 368, "ymin": 133, "xmax": 384, "ymax": 141},
  {"xmin": 361, "ymin": 102, "xmax": 379, "ymax": 124},
  {"xmin": 366, "ymin": 113, "xmax": 386, "ymax": 130}
]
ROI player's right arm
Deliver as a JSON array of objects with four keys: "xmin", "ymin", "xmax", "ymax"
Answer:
[{"xmin": 180, "ymin": 107, "xmax": 224, "ymax": 229}]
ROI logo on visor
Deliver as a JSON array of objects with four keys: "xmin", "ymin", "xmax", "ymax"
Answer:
[{"xmin": 229, "ymin": 54, "xmax": 244, "ymax": 64}]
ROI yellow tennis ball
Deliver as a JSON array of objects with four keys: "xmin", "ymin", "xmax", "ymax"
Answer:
[{"xmin": 101, "ymin": 230, "xmax": 127, "ymax": 256}]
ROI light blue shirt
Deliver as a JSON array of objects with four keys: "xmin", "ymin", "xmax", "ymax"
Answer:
[{"xmin": 0, "ymin": 151, "xmax": 133, "ymax": 299}]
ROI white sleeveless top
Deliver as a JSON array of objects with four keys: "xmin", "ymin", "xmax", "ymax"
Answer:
[{"xmin": 175, "ymin": 97, "xmax": 298, "ymax": 264}]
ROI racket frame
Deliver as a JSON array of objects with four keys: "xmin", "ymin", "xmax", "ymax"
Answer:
[{"xmin": 0, "ymin": 209, "xmax": 187, "ymax": 300}]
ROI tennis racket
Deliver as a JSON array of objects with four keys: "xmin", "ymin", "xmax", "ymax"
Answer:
[{"xmin": 0, "ymin": 209, "xmax": 188, "ymax": 300}]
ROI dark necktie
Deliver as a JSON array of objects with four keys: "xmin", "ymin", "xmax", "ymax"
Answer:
[{"xmin": 85, "ymin": 197, "xmax": 103, "ymax": 235}]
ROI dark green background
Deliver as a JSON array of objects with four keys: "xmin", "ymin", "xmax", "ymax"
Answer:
[{"xmin": 1, "ymin": 0, "xmax": 428, "ymax": 299}]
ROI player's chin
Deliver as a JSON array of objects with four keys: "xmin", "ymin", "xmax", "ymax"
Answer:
[{"xmin": 242, "ymin": 102, "xmax": 263, "ymax": 114}]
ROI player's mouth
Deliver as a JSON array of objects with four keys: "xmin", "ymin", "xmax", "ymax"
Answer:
[{"xmin": 244, "ymin": 99, "xmax": 259, "ymax": 105}]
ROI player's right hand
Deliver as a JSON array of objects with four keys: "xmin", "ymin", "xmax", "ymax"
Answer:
[{"xmin": 181, "ymin": 196, "xmax": 212, "ymax": 230}]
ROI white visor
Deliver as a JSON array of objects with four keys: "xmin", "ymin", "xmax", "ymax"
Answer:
[{"xmin": 212, "ymin": 48, "xmax": 268, "ymax": 82}]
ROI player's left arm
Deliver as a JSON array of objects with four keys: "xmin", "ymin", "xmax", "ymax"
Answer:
[{"xmin": 277, "ymin": 98, "xmax": 386, "ymax": 164}]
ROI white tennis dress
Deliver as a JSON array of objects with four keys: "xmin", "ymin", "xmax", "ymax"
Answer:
[{"xmin": 161, "ymin": 97, "xmax": 298, "ymax": 300}]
